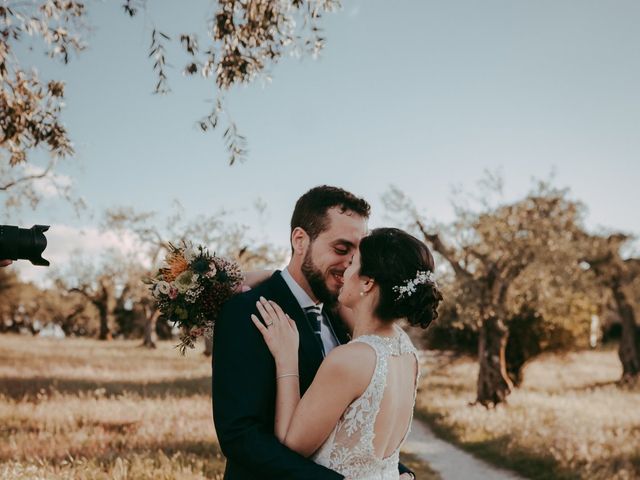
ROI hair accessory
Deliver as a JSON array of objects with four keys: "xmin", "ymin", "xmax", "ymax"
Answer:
[{"xmin": 392, "ymin": 270, "xmax": 437, "ymax": 300}]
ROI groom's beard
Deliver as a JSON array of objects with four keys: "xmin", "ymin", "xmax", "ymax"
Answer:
[{"xmin": 301, "ymin": 247, "xmax": 338, "ymax": 309}]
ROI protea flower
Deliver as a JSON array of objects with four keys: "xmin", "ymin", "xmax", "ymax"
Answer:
[{"xmin": 163, "ymin": 252, "xmax": 189, "ymax": 282}]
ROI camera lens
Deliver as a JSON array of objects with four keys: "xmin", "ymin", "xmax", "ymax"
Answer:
[{"xmin": 0, "ymin": 225, "xmax": 50, "ymax": 266}]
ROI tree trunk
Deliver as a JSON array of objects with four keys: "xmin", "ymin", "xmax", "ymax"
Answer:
[
  {"xmin": 203, "ymin": 334, "xmax": 213, "ymax": 357},
  {"xmin": 97, "ymin": 305, "xmax": 113, "ymax": 340},
  {"xmin": 141, "ymin": 308, "xmax": 160, "ymax": 349},
  {"xmin": 476, "ymin": 315, "xmax": 513, "ymax": 407},
  {"xmin": 612, "ymin": 284, "xmax": 640, "ymax": 381},
  {"xmin": 505, "ymin": 346, "xmax": 527, "ymax": 388},
  {"xmin": 95, "ymin": 278, "xmax": 116, "ymax": 340},
  {"xmin": 505, "ymin": 312, "xmax": 542, "ymax": 387}
]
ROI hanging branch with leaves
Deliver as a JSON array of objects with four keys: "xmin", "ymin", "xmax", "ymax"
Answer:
[
  {"xmin": 1, "ymin": 1, "xmax": 340, "ymax": 211},
  {"xmin": 127, "ymin": 0, "xmax": 340, "ymax": 165},
  {"xmin": 0, "ymin": 1, "xmax": 88, "ymax": 166}
]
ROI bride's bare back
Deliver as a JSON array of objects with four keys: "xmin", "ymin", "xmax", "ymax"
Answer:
[
  {"xmin": 374, "ymin": 349, "xmax": 419, "ymax": 458},
  {"xmin": 311, "ymin": 328, "xmax": 420, "ymax": 480}
]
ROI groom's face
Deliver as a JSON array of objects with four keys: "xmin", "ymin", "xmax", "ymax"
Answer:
[{"xmin": 301, "ymin": 208, "xmax": 368, "ymax": 307}]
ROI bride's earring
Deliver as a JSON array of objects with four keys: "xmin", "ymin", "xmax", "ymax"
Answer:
[{"xmin": 359, "ymin": 291, "xmax": 366, "ymax": 297}]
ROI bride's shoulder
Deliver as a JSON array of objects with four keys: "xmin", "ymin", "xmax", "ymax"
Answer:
[
  {"xmin": 327, "ymin": 342, "xmax": 377, "ymax": 363},
  {"xmin": 320, "ymin": 343, "xmax": 377, "ymax": 385}
]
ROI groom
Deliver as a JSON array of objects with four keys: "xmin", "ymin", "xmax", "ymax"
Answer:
[{"xmin": 212, "ymin": 186, "xmax": 415, "ymax": 479}]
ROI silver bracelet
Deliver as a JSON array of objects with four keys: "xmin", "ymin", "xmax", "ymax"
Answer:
[{"xmin": 276, "ymin": 373, "xmax": 299, "ymax": 380}]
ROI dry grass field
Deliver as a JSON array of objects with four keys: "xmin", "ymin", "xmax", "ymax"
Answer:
[
  {"xmin": 0, "ymin": 334, "xmax": 437, "ymax": 479},
  {"xmin": 0, "ymin": 335, "xmax": 222, "ymax": 479},
  {"xmin": 417, "ymin": 348, "xmax": 640, "ymax": 480}
]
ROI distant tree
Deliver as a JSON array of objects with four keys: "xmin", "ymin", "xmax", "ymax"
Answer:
[
  {"xmin": 584, "ymin": 233, "xmax": 640, "ymax": 382},
  {"xmin": 1, "ymin": 266, "xmax": 99, "ymax": 336},
  {"xmin": 503, "ymin": 290, "xmax": 596, "ymax": 386},
  {"xmin": 34, "ymin": 286, "xmax": 96, "ymax": 336},
  {"xmin": 386, "ymin": 180, "xmax": 596, "ymax": 406},
  {"xmin": 57, "ymin": 253, "xmax": 125, "ymax": 340},
  {"xmin": 0, "ymin": 262, "xmax": 17, "ymax": 294},
  {"xmin": 0, "ymin": 266, "xmax": 21, "ymax": 331},
  {"xmin": 69, "ymin": 273, "xmax": 117, "ymax": 340},
  {"xmin": 0, "ymin": 269, "xmax": 44, "ymax": 333}
]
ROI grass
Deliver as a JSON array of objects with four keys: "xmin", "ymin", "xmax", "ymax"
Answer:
[
  {"xmin": 0, "ymin": 335, "xmax": 223, "ymax": 479},
  {"xmin": 416, "ymin": 348, "xmax": 640, "ymax": 480},
  {"xmin": 0, "ymin": 334, "xmax": 438, "ymax": 479}
]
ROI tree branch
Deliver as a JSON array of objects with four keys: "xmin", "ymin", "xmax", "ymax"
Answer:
[
  {"xmin": 0, "ymin": 159, "xmax": 54, "ymax": 191},
  {"xmin": 415, "ymin": 219, "xmax": 471, "ymax": 279}
]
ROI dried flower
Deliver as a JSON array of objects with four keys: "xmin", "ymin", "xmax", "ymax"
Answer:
[{"xmin": 148, "ymin": 242, "xmax": 243, "ymax": 354}]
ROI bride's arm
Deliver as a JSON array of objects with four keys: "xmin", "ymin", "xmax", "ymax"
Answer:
[
  {"xmin": 251, "ymin": 298, "xmax": 300, "ymax": 442},
  {"xmin": 273, "ymin": 361, "xmax": 300, "ymax": 441},
  {"xmin": 281, "ymin": 345, "xmax": 370, "ymax": 456},
  {"xmin": 252, "ymin": 299, "xmax": 369, "ymax": 456}
]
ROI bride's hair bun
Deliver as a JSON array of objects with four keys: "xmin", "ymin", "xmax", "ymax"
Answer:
[{"xmin": 358, "ymin": 228, "xmax": 443, "ymax": 329}]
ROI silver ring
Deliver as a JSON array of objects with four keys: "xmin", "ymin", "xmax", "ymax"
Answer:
[{"xmin": 265, "ymin": 321, "xmax": 274, "ymax": 327}]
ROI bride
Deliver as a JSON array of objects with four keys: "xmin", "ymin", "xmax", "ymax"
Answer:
[{"xmin": 251, "ymin": 228, "xmax": 443, "ymax": 480}]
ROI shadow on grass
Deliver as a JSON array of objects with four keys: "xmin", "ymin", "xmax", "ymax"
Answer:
[
  {"xmin": 1, "ymin": 437, "xmax": 224, "ymax": 464},
  {"xmin": 415, "ymin": 410, "xmax": 580, "ymax": 480},
  {"xmin": 5, "ymin": 441, "xmax": 227, "ymax": 480},
  {"xmin": 95, "ymin": 439, "xmax": 223, "ymax": 461},
  {"xmin": 1, "ymin": 418, "xmax": 143, "ymax": 438},
  {"xmin": 0, "ymin": 376, "xmax": 210, "ymax": 400}
]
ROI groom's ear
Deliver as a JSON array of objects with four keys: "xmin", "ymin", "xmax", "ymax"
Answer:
[{"xmin": 291, "ymin": 227, "xmax": 309, "ymax": 256}]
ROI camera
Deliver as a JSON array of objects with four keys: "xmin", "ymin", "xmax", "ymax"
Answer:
[{"xmin": 0, "ymin": 225, "xmax": 50, "ymax": 266}]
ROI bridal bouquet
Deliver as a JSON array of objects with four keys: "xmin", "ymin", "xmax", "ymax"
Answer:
[{"xmin": 147, "ymin": 242, "xmax": 243, "ymax": 354}]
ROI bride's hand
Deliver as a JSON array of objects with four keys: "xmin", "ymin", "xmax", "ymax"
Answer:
[{"xmin": 251, "ymin": 297, "xmax": 299, "ymax": 370}]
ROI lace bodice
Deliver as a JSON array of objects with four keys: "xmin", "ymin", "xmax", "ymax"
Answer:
[{"xmin": 312, "ymin": 328, "xmax": 419, "ymax": 480}]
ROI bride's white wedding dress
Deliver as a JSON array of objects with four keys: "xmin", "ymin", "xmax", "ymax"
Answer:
[{"xmin": 312, "ymin": 328, "xmax": 420, "ymax": 480}]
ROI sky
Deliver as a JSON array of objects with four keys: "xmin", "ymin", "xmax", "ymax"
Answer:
[{"xmin": 7, "ymin": 0, "xmax": 640, "ymax": 284}]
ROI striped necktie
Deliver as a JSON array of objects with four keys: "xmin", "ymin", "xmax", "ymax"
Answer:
[{"xmin": 304, "ymin": 305, "xmax": 325, "ymax": 356}]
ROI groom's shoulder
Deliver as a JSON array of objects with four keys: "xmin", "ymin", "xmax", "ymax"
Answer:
[{"xmin": 221, "ymin": 271, "xmax": 283, "ymax": 314}]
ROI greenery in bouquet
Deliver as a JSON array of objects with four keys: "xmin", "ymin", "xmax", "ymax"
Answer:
[{"xmin": 147, "ymin": 242, "xmax": 243, "ymax": 354}]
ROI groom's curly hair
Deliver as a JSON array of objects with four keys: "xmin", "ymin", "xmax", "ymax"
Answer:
[{"xmin": 291, "ymin": 185, "xmax": 370, "ymax": 243}]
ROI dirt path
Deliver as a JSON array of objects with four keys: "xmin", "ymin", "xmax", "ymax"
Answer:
[{"xmin": 403, "ymin": 418, "xmax": 527, "ymax": 480}]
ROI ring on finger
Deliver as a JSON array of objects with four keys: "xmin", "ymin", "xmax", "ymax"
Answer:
[{"xmin": 265, "ymin": 321, "xmax": 274, "ymax": 326}]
